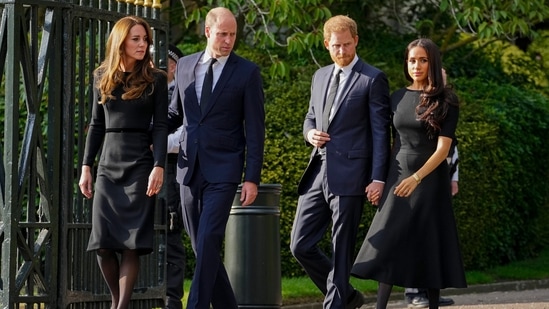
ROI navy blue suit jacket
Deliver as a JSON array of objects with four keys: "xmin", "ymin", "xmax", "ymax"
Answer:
[
  {"xmin": 299, "ymin": 59, "xmax": 391, "ymax": 196},
  {"xmin": 168, "ymin": 51, "xmax": 265, "ymax": 186}
]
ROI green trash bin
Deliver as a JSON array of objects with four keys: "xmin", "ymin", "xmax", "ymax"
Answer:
[{"xmin": 224, "ymin": 183, "xmax": 282, "ymax": 309}]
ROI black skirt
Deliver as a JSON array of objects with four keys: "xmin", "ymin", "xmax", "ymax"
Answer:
[{"xmin": 87, "ymin": 131, "xmax": 156, "ymax": 255}]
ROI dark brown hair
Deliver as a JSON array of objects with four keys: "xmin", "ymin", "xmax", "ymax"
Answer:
[{"xmin": 404, "ymin": 38, "xmax": 458, "ymax": 137}]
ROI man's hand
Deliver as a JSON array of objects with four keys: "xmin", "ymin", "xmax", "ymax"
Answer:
[
  {"xmin": 306, "ymin": 129, "xmax": 331, "ymax": 148},
  {"xmin": 240, "ymin": 181, "xmax": 258, "ymax": 206},
  {"xmin": 366, "ymin": 182, "xmax": 384, "ymax": 206}
]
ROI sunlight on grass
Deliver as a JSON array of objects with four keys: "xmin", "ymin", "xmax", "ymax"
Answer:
[
  {"xmin": 463, "ymin": 271, "xmax": 496, "ymax": 284},
  {"xmin": 482, "ymin": 249, "xmax": 549, "ymax": 281},
  {"xmin": 282, "ymin": 277, "xmax": 323, "ymax": 298}
]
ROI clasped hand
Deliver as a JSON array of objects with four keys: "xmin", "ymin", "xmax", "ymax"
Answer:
[
  {"xmin": 366, "ymin": 182, "xmax": 384, "ymax": 206},
  {"xmin": 307, "ymin": 129, "xmax": 330, "ymax": 148}
]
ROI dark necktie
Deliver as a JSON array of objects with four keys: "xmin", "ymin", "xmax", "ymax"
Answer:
[
  {"xmin": 322, "ymin": 69, "xmax": 342, "ymax": 131},
  {"xmin": 200, "ymin": 58, "xmax": 217, "ymax": 113}
]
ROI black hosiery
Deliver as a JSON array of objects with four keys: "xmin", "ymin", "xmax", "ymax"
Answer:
[
  {"xmin": 376, "ymin": 282, "xmax": 393, "ymax": 309},
  {"xmin": 427, "ymin": 288, "xmax": 440, "ymax": 309}
]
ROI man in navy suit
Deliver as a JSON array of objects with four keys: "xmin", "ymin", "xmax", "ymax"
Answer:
[
  {"xmin": 168, "ymin": 7, "xmax": 265, "ymax": 309},
  {"xmin": 290, "ymin": 15, "xmax": 391, "ymax": 309}
]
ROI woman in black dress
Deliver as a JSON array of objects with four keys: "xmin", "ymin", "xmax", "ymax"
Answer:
[
  {"xmin": 78, "ymin": 16, "xmax": 168, "ymax": 309},
  {"xmin": 351, "ymin": 38, "xmax": 466, "ymax": 309}
]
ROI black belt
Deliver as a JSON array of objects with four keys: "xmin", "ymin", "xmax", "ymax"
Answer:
[
  {"xmin": 105, "ymin": 128, "xmax": 148, "ymax": 133},
  {"xmin": 167, "ymin": 153, "xmax": 179, "ymax": 163}
]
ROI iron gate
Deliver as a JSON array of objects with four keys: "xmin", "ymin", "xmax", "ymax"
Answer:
[{"xmin": 0, "ymin": 0, "xmax": 170, "ymax": 308}]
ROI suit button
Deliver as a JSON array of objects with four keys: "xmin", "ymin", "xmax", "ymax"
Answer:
[{"xmin": 193, "ymin": 139, "xmax": 198, "ymax": 144}]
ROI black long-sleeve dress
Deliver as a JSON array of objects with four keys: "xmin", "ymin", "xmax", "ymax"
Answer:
[
  {"xmin": 351, "ymin": 88, "xmax": 467, "ymax": 289},
  {"xmin": 83, "ymin": 72, "xmax": 168, "ymax": 255}
]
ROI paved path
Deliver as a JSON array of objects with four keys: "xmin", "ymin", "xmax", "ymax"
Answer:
[
  {"xmin": 382, "ymin": 288, "xmax": 549, "ymax": 309},
  {"xmin": 284, "ymin": 279, "xmax": 549, "ymax": 309}
]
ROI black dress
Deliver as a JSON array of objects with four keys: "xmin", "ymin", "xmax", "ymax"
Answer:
[
  {"xmin": 83, "ymin": 72, "xmax": 168, "ymax": 255},
  {"xmin": 351, "ymin": 88, "xmax": 467, "ymax": 289}
]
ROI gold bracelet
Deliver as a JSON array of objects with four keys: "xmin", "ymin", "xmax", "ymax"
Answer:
[{"xmin": 412, "ymin": 173, "xmax": 421, "ymax": 184}]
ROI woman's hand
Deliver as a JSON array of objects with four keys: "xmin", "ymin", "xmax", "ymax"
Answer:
[
  {"xmin": 394, "ymin": 176, "xmax": 419, "ymax": 198},
  {"xmin": 79, "ymin": 166, "xmax": 94, "ymax": 199},
  {"xmin": 147, "ymin": 166, "xmax": 164, "ymax": 197}
]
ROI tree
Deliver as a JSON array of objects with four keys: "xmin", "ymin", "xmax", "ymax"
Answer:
[
  {"xmin": 440, "ymin": 0, "xmax": 549, "ymax": 51},
  {"xmin": 167, "ymin": 0, "xmax": 549, "ymax": 77},
  {"xmin": 170, "ymin": 0, "xmax": 335, "ymax": 79}
]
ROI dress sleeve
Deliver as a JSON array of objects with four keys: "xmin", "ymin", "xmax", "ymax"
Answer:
[
  {"xmin": 82, "ymin": 86, "xmax": 106, "ymax": 166},
  {"xmin": 151, "ymin": 72, "xmax": 169, "ymax": 168}
]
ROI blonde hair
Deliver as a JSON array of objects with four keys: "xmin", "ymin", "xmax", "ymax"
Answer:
[
  {"xmin": 323, "ymin": 15, "xmax": 358, "ymax": 41},
  {"xmin": 94, "ymin": 16, "xmax": 160, "ymax": 104}
]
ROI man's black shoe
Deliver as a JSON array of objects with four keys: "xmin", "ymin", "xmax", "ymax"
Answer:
[
  {"xmin": 346, "ymin": 289, "xmax": 365, "ymax": 309},
  {"xmin": 439, "ymin": 296, "xmax": 455, "ymax": 306}
]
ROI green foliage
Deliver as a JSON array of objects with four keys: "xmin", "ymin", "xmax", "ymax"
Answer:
[
  {"xmin": 177, "ymin": 0, "xmax": 336, "ymax": 79},
  {"xmin": 240, "ymin": 45, "xmax": 325, "ymax": 275},
  {"xmin": 168, "ymin": 0, "xmax": 549, "ymax": 280},
  {"xmin": 234, "ymin": 31, "xmax": 549, "ymax": 276},
  {"xmin": 475, "ymin": 40, "xmax": 549, "ymax": 89},
  {"xmin": 527, "ymin": 31, "xmax": 549, "ymax": 87},
  {"xmin": 174, "ymin": 29, "xmax": 549, "ymax": 282},
  {"xmin": 262, "ymin": 76, "xmax": 313, "ymax": 276},
  {"xmin": 440, "ymin": 0, "xmax": 549, "ymax": 39},
  {"xmin": 169, "ymin": 0, "xmax": 549, "ymax": 78},
  {"xmin": 453, "ymin": 76, "xmax": 549, "ymax": 269}
]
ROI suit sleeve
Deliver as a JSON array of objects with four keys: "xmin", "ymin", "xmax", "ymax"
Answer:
[
  {"xmin": 167, "ymin": 61, "xmax": 184, "ymax": 132},
  {"xmin": 368, "ymin": 71, "xmax": 391, "ymax": 182},
  {"xmin": 303, "ymin": 71, "xmax": 319, "ymax": 142},
  {"xmin": 243, "ymin": 65, "xmax": 265, "ymax": 184}
]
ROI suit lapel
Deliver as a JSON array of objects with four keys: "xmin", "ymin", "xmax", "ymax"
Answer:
[
  {"xmin": 317, "ymin": 65, "xmax": 334, "ymax": 129},
  {"xmin": 182, "ymin": 52, "xmax": 202, "ymax": 115},
  {"xmin": 328, "ymin": 61, "xmax": 362, "ymax": 128},
  {"xmin": 201, "ymin": 52, "xmax": 237, "ymax": 116}
]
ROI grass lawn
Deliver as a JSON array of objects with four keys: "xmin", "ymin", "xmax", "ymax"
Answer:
[{"xmin": 181, "ymin": 247, "xmax": 549, "ymax": 306}]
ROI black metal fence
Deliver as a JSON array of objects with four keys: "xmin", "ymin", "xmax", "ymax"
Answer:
[{"xmin": 0, "ymin": 0, "xmax": 169, "ymax": 308}]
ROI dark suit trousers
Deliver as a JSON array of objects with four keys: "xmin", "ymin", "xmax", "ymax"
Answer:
[
  {"xmin": 158, "ymin": 159, "xmax": 186, "ymax": 309},
  {"xmin": 180, "ymin": 162, "xmax": 239, "ymax": 309},
  {"xmin": 290, "ymin": 155, "xmax": 364, "ymax": 309}
]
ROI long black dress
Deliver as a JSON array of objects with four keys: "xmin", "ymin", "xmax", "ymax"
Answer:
[
  {"xmin": 351, "ymin": 88, "xmax": 466, "ymax": 289},
  {"xmin": 83, "ymin": 72, "xmax": 168, "ymax": 255}
]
